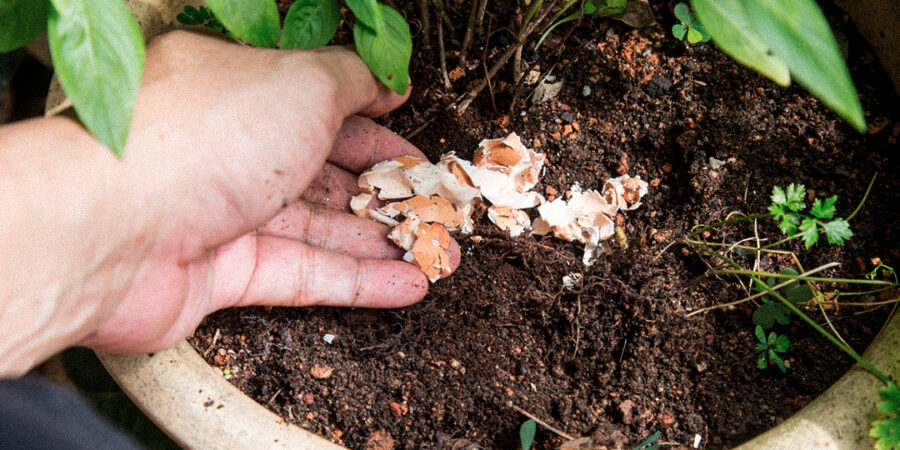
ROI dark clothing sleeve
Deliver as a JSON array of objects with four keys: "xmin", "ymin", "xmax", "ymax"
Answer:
[{"xmin": 0, "ymin": 376, "xmax": 141, "ymax": 449}]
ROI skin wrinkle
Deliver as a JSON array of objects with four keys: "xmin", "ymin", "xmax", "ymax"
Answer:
[
  {"xmin": 348, "ymin": 256, "xmax": 366, "ymax": 308},
  {"xmin": 220, "ymin": 233, "xmax": 258, "ymax": 310}
]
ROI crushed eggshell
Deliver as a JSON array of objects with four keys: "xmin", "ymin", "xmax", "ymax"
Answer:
[
  {"xmin": 351, "ymin": 131, "xmax": 650, "ymax": 280},
  {"xmin": 602, "ymin": 174, "xmax": 649, "ymax": 211},
  {"xmin": 487, "ymin": 206, "xmax": 531, "ymax": 237},
  {"xmin": 533, "ymin": 184, "xmax": 619, "ymax": 265},
  {"xmin": 388, "ymin": 216, "xmax": 452, "ymax": 282}
]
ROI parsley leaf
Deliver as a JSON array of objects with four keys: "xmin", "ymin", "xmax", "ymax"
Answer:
[
  {"xmin": 810, "ymin": 195, "xmax": 837, "ymax": 219},
  {"xmin": 871, "ymin": 381, "xmax": 900, "ymax": 450},
  {"xmin": 799, "ymin": 218, "xmax": 819, "ymax": 248},
  {"xmin": 784, "ymin": 183, "xmax": 806, "ymax": 211},
  {"xmin": 821, "ymin": 219, "xmax": 852, "ymax": 245}
]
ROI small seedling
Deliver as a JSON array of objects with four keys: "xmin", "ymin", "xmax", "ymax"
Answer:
[
  {"xmin": 633, "ymin": 431, "xmax": 662, "ymax": 450},
  {"xmin": 870, "ymin": 381, "xmax": 900, "ymax": 450},
  {"xmin": 176, "ymin": 6, "xmax": 224, "ymax": 32},
  {"xmin": 520, "ymin": 418, "xmax": 536, "ymax": 450},
  {"xmin": 755, "ymin": 325, "xmax": 790, "ymax": 373},
  {"xmin": 751, "ymin": 268, "xmax": 813, "ymax": 330},
  {"xmin": 768, "ymin": 183, "xmax": 853, "ymax": 248},
  {"xmin": 671, "ymin": 3, "xmax": 710, "ymax": 44}
]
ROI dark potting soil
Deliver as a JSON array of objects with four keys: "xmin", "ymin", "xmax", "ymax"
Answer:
[{"xmin": 189, "ymin": 2, "xmax": 899, "ymax": 448}]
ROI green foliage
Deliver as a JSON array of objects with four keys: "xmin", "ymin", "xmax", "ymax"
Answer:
[
  {"xmin": 346, "ymin": 0, "xmax": 383, "ymax": 35},
  {"xmin": 281, "ymin": 0, "xmax": 341, "ymax": 50},
  {"xmin": 0, "ymin": 0, "xmax": 49, "ymax": 52},
  {"xmin": 633, "ymin": 431, "xmax": 662, "ymax": 450},
  {"xmin": 520, "ymin": 419, "xmax": 536, "ymax": 450},
  {"xmin": 584, "ymin": 0, "xmax": 628, "ymax": 17},
  {"xmin": 768, "ymin": 184, "xmax": 852, "ymax": 248},
  {"xmin": 871, "ymin": 381, "xmax": 900, "ymax": 450},
  {"xmin": 176, "ymin": 6, "xmax": 223, "ymax": 32},
  {"xmin": 751, "ymin": 267, "xmax": 813, "ymax": 329},
  {"xmin": 206, "ymin": 0, "xmax": 280, "ymax": 48},
  {"xmin": 691, "ymin": 0, "xmax": 865, "ymax": 133},
  {"xmin": 535, "ymin": 0, "xmax": 628, "ymax": 51},
  {"xmin": 354, "ymin": 3, "xmax": 412, "ymax": 95},
  {"xmin": 690, "ymin": 0, "xmax": 788, "ymax": 85},
  {"xmin": 47, "ymin": 0, "xmax": 145, "ymax": 156},
  {"xmin": 755, "ymin": 325, "xmax": 790, "ymax": 373},
  {"xmin": 672, "ymin": 3, "xmax": 710, "ymax": 44}
]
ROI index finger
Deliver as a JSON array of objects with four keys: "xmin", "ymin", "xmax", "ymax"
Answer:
[{"xmin": 328, "ymin": 115, "xmax": 427, "ymax": 173}]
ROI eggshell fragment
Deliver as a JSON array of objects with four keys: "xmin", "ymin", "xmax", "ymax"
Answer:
[
  {"xmin": 534, "ymin": 185, "xmax": 617, "ymax": 265},
  {"xmin": 389, "ymin": 216, "xmax": 452, "ymax": 282},
  {"xmin": 445, "ymin": 156, "xmax": 544, "ymax": 209},
  {"xmin": 602, "ymin": 174, "xmax": 649, "ymax": 211},
  {"xmin": 379, "ymin": 195, "xmax": 463, "ymax": 230},
  {"xmin": 352, "ymin": 132, "xmax": 651, "ymax": 277},
  {"xmin": 474, "ymin": 133, "xmax": 546, "ymax": 193},
  {"xmin": 487, "ymin": 206, "xmax": 531, "ymax": 237}
]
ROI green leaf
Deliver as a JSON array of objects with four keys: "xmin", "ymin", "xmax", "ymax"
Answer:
[
  {"xmin": 785, "ymin": 284, "xmax": 813, "ymax": 303},
  {"xmin": 520, "ymin": 419, "xmax": 536, "ymax": 450},
  {"xmin": 784, "ymin": 183, "xmax": 806, "ymax": 210},
  {"xmin": 354, "ymin": 4, "xmax": 411, "ymax": 95},
  {"xmin": 779, "ymin": 215, "xmax": 800, "ymax": 236},
  {"xmin": 281, "ymin": 0, "xmax": 340, "ymax": 50},
  {"xmin": 810, "ymin": 195, "xmax": 837, "ymax": 219},
  {"xmin": 773, "ymin": 353, "xmax": 786, "ymax": 372},
  {"xmin": 186, "ymin": 5, "xmax": 204, "ymax": 22},
  {"xmin": 799, "ymin": 217, "xmax": 819, "ymax": 248},
  {"xmin": 871, "ymin": 382, "xmax": 900, "ymax": 450},
  {"xmin": 47, "ymin": 0, "xmax": 146, "ymax": 156},
  {"xmin": 877, "ymin": 382, "xmax": 900, "ymax": 415},
  {"xmin": 753, "ymin": 301, "xmax": 790, "ymax": 329},
  {"xmin": 821, "ymin": 219, "xmax": 852, "ymax": 245},
  {"xmin": 206, "ymin": 0, "xmax": 280, "ymax": 48},
  {"xmin": 176, "ymin": 12, "xmax": 198, "ymax": 25},
  {"xmin": 674, "ymin": 3, "xmax": 690, "ymax": 22},
  {"xmin": 634, "ymin": 431, "xmax": 662, "ymax": 450},
  {"xmin": 746, "ymin": 0, "xmax": 865, "ymax": 133},
  {"xmin": 775, "ymin": 334, "xmax": 790, "ymax": 352},
  {"xmin": 690, "ymin": 0, "xmax": 789, "ymax": 86},
  {"xmin": 346, "ymin": 0, "xmax": 382, "ymax": 34},
  {"xmin": 757, "ymin": 355, "xmax": 768, "ymax": 369},
  {"xmin": 672, "ymin": 24, "xmax": 687, "ymax": 41},
  {"xmin": 0, "ymin": 0, "xmax": 49, "ymax": 52},
  {"xmin": 755, "ymin": 325, "xmax": 766, "ymax": 344},
  {"xmin": 687, "ymin": 27, "xmax": 703, "ymax": 44}
]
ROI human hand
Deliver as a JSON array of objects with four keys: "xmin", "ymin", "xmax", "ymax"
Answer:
[{"xmin": 0, "ymin": 31, "xmax": 458, "ymax": 373}]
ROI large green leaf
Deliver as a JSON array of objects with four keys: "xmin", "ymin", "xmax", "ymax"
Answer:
[
  {"xmin": 206, "ymin": 0, "xmax": 280, "ymax": 48},
  {"xmin": 354, "ymin": 4, "xmax": 411, "ymax": 95},
  {"xmin": 47, "ymin": 0, "xmax": 145, "ymax": 156},
  {"xmin": 691, "ymin": 0, "xmax": 789, "ymax": 86},
  {"xmin": 0, "ymin": 0, "xmax": 49, "ymax": 52},
  {"xmin": 281, "ymin": 0, "xmax": 340, "ymax": 50},
  {"xmin": 746, "ymin": 0, "xmax": 865, "ymax": 133},
  {"xmin": 346, "ymin": 0, "xmax": 382, "ymax": 34}
]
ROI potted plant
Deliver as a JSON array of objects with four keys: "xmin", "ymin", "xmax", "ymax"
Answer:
[{"xmin": 19, "ymin": 0, "xmax": 898, "ymax": 447}]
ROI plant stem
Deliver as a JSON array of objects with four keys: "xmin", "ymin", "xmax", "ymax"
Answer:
[
  {"xmin": 517, "ymin": 0, "xmax": 545, "ymax": 41},
  {"xmin": 758, "ymin": 276, "xmax": 890, "ymax": 383},
  {"xmin": 708, "ymin": 269, "xmax": 894, "ymax": 286},
  {"xmin": 687, "ymin": 213, "xmax": 770, "ymax": 238},
  {"xmin": 847, "ymin": 172, "xmax": 877, "ymax": 222}
]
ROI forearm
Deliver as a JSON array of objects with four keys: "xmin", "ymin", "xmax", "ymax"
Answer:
[{"xmin": 0, "ymin": 116, "xmax": 142, "ymax": 376}]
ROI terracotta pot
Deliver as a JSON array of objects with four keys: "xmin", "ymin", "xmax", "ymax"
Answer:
[{"xmin": 42, "ymin": 0, "xmax": 898, "ymax": 447}]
